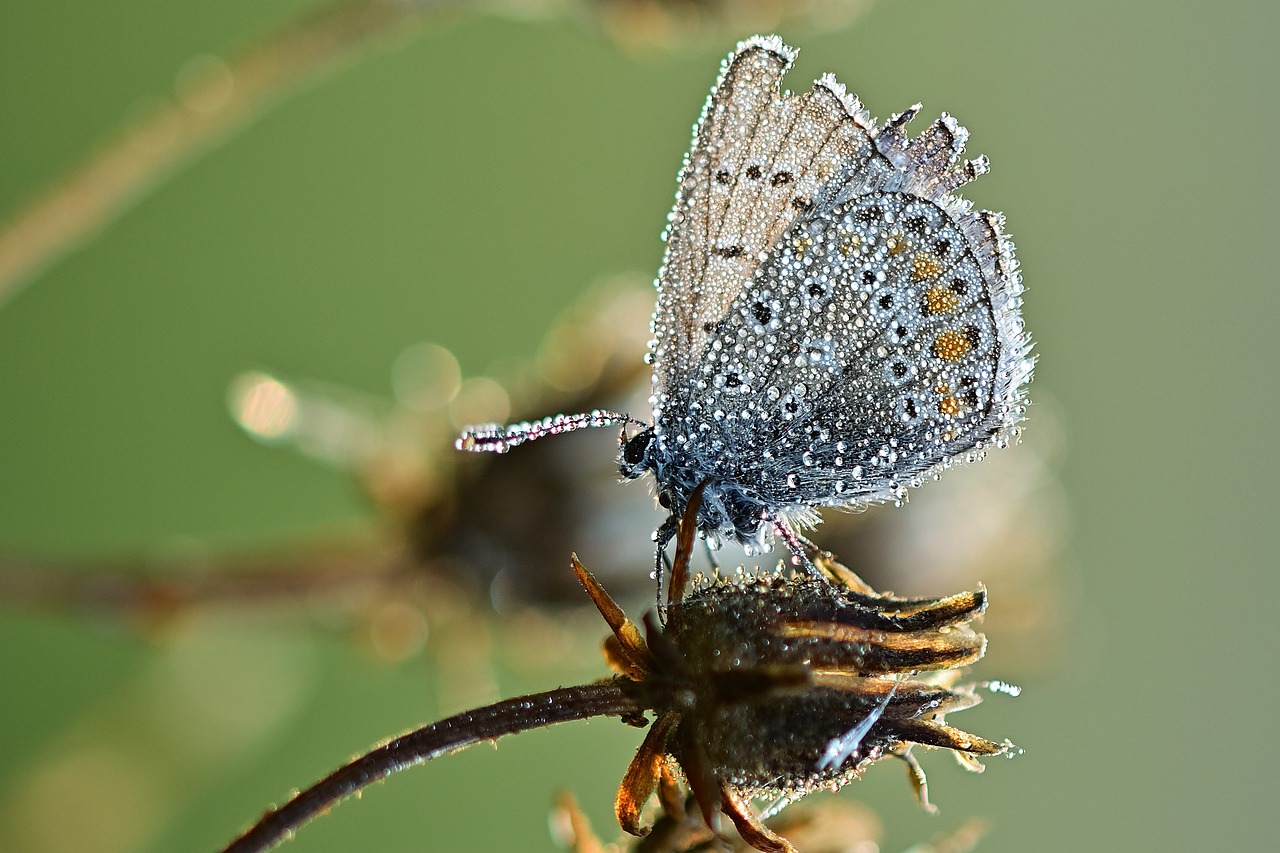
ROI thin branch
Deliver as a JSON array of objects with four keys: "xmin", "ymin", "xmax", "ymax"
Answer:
[
  {"xmin": 0, "ymin": 544, "xmax": 407, "ymax": 618},
  {"xmin": 0, "ymin": 0, "xmax": 455, "ymax": 307},
  {"xmin": 221, "ymin": 678, "xmax": 643, "ymax": 853}
]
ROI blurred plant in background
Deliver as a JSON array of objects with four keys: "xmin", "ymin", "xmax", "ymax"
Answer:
[
  {"xmin": 0, "ymin": 0, "xmax": 874, "ymax": 309},
  {"xmin": 553, "ymin": 792, "xmax": 987, "ymax": 853}
]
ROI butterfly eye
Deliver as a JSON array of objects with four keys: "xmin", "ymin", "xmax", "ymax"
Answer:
[
  {"xmin": 870, "ymin": 287, "xmax": 901, "ymax": 322},
  {"xmin": 619, "ymin": 428, "xmax": 655, "ymax": 477},
  {"xmin": 886, "ymin": 315, "xmax": 922, "ymax": 346},
  {"xmin": 714, "ymin": 371, "xmax": 748, "ymax": 393}
]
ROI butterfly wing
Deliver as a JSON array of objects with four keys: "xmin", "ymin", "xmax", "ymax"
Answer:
[
  {"xmin": 689, "ymin": 106, "xmax": 1033, "ymax": 513},
  {"xmin": 649, "ymin": 36, "xmax": 879, "ymax": 429}
]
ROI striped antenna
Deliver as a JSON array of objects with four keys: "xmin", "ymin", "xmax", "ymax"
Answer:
[{"xmin": 456, "ymin": 410, "xmax": 642, "ymax": 454}]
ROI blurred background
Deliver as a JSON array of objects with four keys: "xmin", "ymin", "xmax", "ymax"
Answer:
[{"xmin": 1, "ymin": 1, "xmax": 1276, "ymax": 851}]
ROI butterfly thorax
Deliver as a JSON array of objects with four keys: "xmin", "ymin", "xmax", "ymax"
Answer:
[{"xmin": 619, "ymin": 424, "xmax": 803, "ymax": 555}]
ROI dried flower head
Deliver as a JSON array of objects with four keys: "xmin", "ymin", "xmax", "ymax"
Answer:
[
  {"xmin": 581, "ymin": 494, "xmax": 1012, "ymax": 851},
  {"xmin": 220, "ymin": 493, "xmax": 1012, "ymax": 853}
]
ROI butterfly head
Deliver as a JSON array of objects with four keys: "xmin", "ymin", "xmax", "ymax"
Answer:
[{"xmin": 618, "ymin": 425, "xmax": 656, "ymax": 482}]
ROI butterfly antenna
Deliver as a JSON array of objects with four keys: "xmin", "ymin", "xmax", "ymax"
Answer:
[{"xmin": 455, "ymin": 410, "xmax": 642, "ymax": 454}]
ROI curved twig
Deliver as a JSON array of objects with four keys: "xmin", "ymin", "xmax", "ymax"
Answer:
[{"xmin": 221, "ymin": 678, "xmax": 641, "ymax": 853}]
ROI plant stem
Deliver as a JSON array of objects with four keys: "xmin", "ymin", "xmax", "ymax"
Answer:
[
  {"xmin": 0, "ymin": 545, "xmax": 404, "ymax": 617},
  {"xmin": 220, "ymin": 678, "xmax": 642, "ymax": 853},
  {"xmin": 0, "ymin": 0, "xmax": 454, "ymax": 308}
]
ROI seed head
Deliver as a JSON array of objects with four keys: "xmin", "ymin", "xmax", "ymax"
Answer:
[{"xmin": 574, "ymin": 497, "xmax": 1013, "ymax": 853}]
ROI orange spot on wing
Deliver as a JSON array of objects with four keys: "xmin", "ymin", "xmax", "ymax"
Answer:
[
  {"xmin": 933, "ymin": 329, "xmax": 974, "ymax": 362},
  {"xmin": 923, "ymin": 284, "xmax": 960, "ymax": 315},
  {"xmin": 912, "ymin": 252, "xmax": 944, "ymax": 282}
]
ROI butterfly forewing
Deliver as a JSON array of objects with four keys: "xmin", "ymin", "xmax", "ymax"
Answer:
[{"xmin": 651, "ymin": 36, "xmax": 877, "ymax": 419}]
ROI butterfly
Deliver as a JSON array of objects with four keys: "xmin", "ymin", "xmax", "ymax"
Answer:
[{"xmin": 458, "ymin": 35, "xmax": 1033, "ymax": 576}]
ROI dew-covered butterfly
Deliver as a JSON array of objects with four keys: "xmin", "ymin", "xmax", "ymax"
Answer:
[{"xmin": 458, "ymin": 35, "xmax": 1033, "ymax": 576}]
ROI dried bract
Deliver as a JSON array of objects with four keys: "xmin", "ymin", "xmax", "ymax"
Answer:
[{"xmin": 574, "ymin": 497, "xmax": 1012, "ymax": 853}]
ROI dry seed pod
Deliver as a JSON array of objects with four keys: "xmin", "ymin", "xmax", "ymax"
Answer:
[
  {"xmin": 221, "ymin": 496, "xmax": 1012, "ymax": 853},
  {"xmin": 582, "ymin": 548, "xmax": 1009, "ymax": 852}
]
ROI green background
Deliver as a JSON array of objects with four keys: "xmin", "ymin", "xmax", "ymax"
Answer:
[{"xmin": 1, "ymin": 1, "xmax": 1276, "ymax": 851}]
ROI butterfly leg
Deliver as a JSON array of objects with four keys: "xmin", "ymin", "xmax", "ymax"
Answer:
[
  {"xmin": 701, "ymin": 538, "xmax": 718, "ymax": 573},
  {"xmin": 652, "ymin": 514, "xmax": 679, "ymax": 610},
  {"xmin": 771, "ymin": 518, "xmax": 824, "ymax": 580}
]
